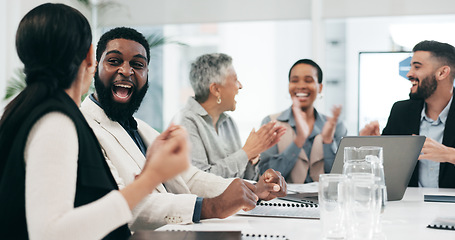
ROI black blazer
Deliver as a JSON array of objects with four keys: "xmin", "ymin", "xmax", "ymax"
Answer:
[{"xmin": 382, "ymin": 90, "xmax": 455, "ymax": 188}]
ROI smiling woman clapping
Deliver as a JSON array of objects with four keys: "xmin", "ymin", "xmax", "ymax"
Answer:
[{"xmin": 259, "ymin": 59, "xmax": 347, "ymax": 183}]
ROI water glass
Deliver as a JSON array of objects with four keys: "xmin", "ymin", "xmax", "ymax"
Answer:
[
  {"xmin": 346, "ymin": 173, "xmax": 382, "ymax": 240},
  {"xmin": 319, "ymin": 174, "xmax": 348, "ymax": 240}
]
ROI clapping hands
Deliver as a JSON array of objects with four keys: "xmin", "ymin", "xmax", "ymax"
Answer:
[
  {"xmin": 321, "ymin": 105, "xmax": 342, "ymax": 143},
  {"xmin": 242, "ymin": 121, "xmax": 286, "ymax": 161}
]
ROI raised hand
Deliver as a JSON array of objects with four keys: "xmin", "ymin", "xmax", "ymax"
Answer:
[
  {"xmin": 242, "ymin": 121, "xmax": 286, "ymax": 160},
  {"xmin": 321, "ymin": 105, "xmax": 342, "ymax": 144},
  {"xmin": 201, "ymin": 178, "xmax": 258, "ymax": 219},
  {"xmin": 359, "ymin": 120, "xmax": 380, "ymax": 136},
  {"xmin": 292, "ymin": 97, "xmax": 310, "ymax": 148},
  {"xmin": 254, "ymin": 169, "xmax": 287, "ymax": 201}
]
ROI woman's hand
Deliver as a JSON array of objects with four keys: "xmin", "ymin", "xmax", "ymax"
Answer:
[
  {"xmin": 292, "ymin": 97, "xmax": 310, "ymax": 148},
  {"xmin": 242, "ymin": 122, "xmax": 286, "ymax": 160},
  {"xmin": 321, "ymin": 105, "xmax": 342, "ymax": 144}
]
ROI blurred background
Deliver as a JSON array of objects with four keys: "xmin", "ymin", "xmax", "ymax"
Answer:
[{"xmin": 2, "ymin": 0, "xmax": 455, "ymax": 142}]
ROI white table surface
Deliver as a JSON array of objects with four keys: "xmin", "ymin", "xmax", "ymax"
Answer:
[{"xmin": 158, "ymin": 187, "xmax": 455, "ymax": 239}]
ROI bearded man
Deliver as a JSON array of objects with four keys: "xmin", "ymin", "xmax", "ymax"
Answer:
[
  {"xmin": 80, "ymin": 27, "xmax": 286, "ymax": 230},
  {"xmin": 360, "ymin": 40, "xmax": 455, "ymax": 188}
]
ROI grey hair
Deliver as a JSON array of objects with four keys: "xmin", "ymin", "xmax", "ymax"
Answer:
[{"xmin": 189, "ymin": 53, "xmax": 233, "ymax": 103}]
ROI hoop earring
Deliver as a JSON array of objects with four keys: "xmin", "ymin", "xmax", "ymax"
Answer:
[{"xmin": 217, "ymin": 96, "xmax": 222, "ymax": 104}]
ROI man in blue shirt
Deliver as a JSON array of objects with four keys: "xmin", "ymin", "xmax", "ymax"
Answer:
[{"xmin": 361, "ymin": 40, "xmax": 455, "ymax": 188}]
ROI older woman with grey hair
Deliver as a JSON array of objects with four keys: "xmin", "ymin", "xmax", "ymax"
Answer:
[{"xmin": 174, "ymin": 53, "xmax": 286, "ymax": 180}]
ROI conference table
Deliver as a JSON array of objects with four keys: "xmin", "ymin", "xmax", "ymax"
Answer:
[{"xmin": 157, "ymin": 185, "xmax": 455, "ymax": 239}]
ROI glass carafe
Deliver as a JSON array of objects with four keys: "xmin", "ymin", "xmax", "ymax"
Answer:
[{"xmin": 342, "ymin": 146, "xmax": 387, "ymax": 209}]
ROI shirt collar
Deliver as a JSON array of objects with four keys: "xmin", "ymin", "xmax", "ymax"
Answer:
[
  {"xmin": 89, "ymin": 93, "xmax": 102, "ymax": 108},
  {"xmin": 420, "ymin": 95, "xmax": 453, "ymax": 124},
  {"xmin": 186, "ymin": 97, "xmax": 228, "ymax": 123}
]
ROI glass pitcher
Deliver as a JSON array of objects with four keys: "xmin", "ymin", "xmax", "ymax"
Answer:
[{"xmin": 343, "ymin": 146, "xmax": 387, "ymax": 209}]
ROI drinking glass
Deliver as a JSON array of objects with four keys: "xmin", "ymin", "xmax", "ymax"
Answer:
[
  {"xmin": 319, "ymin": 174, "xmax": 349, "ymax": 240},
  {"xmin": 346, "ymin": 173, "xmax": 381, "ymax": 240}
]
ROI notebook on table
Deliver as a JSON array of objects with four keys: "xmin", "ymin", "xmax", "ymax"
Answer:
[
  {"xmin": 427, "ymin": 217, "xmax": 455, "ymax": 231},
  {"xmin": 330, "ymin": 135, "xmax": 425, "ymax": 201},
  {"xmin": 130, "ymin": 231, "xmax": 241, "ymax": 240},
  {"xmin": 236, "ymin": 200, "xmax": 319, "ymax": 219}
]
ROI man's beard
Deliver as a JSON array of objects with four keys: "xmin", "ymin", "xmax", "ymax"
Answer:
[
  {"xmin": 94, "ymin": 72, "xmax": 149, "ymax": 122},
  {"xmin": 409, "ymin": 75, "xmax": 438, "ymax": 100}
]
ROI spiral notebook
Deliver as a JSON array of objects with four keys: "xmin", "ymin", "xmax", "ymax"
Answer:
[
  {"xmin": 130, "ymin": 230, "xmax": 241, "ymax": 240},
  {"xmin": 130, "ymin": 230, "xmax": 290, "ymax": 240},
  {"xmin": 427, "ymin": 217, "xmax": 455, "ymax": 231},
  {"xmin": 236, "ymin": 201, "xmax": 319, "ymax": 219}
]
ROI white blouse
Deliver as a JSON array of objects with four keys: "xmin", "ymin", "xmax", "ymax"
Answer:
[{"xmin": 24, "ymin": 112, "xmax": 132, "ymax": 240}]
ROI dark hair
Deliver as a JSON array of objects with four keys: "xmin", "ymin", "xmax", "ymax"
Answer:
[
  {"xmin": 0, "ymin": 3, "xmax": 92, "ymax": 174},
  {"xmin": 413, "ymin": 40, "xmax": 455, "ymax": 79},
  {"xmin": 288, "ymin": 59, "xmax": 323, "ymax": 84},
  {"xmin": 96, "ymin": 27, "xmax": 150, "ymax": 63}
]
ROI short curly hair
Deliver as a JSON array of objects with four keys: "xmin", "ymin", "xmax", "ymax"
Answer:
[{"xmin": 96, "ymin": 27, "xmax": 150, "ymax": 63}]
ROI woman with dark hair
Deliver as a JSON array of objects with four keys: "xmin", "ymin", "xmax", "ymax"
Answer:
[
  {"xmin": 259, "ymin": 59, "xmax": 347, "ymax": 183},
  {"xmin": 0, "ymin": 3, "xmax": 189, "ymax": 239}
]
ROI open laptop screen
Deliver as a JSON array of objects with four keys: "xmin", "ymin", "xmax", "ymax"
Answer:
[{"xmin": 330, "ymin": 135, "xmax": 425, "ymax": 201}]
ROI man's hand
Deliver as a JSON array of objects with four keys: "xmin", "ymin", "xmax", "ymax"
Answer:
[
  {"xmin": 419, "ymin": 137, "xmax": 455, "ymax": 164},
  {"xmin": 321, "ymin": 105, "xmax": 342, "ymax": 144},
  {"xmin": 359, "ymin": 120, "xmax": 380, "ymax": 136},
  {"xmin": 254, "ymin": 169, "xmax": 287, "ymax": 201},
  {"xmin": 201, "ymin": 178, "xmax": 258, "ymax": 219}
]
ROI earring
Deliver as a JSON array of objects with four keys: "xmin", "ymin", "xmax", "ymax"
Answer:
[
  {"xmin": 318, "ymin": 93, "xmax": 324, "ymax": 99},
  {"xmin": 217, "ymin": 96, "xmax": 222, "ymax": 104}
]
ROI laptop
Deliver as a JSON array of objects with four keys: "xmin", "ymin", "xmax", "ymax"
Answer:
[{"xmin": 330, "ymin": 135, "xmax": 425, "ymax": 201}]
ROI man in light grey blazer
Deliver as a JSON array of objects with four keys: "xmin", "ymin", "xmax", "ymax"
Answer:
[{"xmin": 80, "ymin": 27, "xmax": 287, "ymax": 230}]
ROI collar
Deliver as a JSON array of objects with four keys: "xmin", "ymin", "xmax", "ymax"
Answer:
[
  {"xmin": 89, "ymin": 94, "xmax": 102, "ymax": 109},
  {"xmin": 186, "ymin": 97, "xmax": 228, "ymax": 123},
  {"xmin": 420, "ymin": 95, "xmax": 453, "ymax": 124}
]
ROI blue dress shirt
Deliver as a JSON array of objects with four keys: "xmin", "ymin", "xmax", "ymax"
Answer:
[{"xmin": 418, "ymin": 96, "xmax": 453, "ymax": 187}]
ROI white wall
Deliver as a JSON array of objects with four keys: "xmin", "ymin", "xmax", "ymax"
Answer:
[
  {"xmin": 97, "ymin": 0, "xmax": 455, "ymax": 26},
  {"xmin": 3, "ymin": 0, "xmax": 455, "ymax": 127},
  {"xmin": 162, "ymin": 21, "xmax": 312, "ymax": 142}
]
